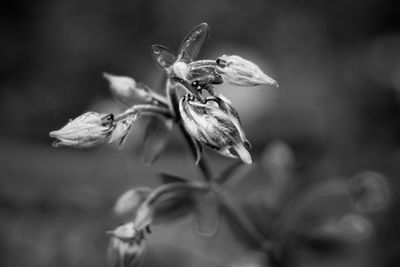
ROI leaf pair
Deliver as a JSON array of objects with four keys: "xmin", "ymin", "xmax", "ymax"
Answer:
[{"xmin": 151, "ymin": 23, "xmax": 209, "ymax": 71}]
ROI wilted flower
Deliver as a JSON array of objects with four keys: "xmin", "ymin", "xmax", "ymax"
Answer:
[
  {"xmin": 107, "ymin": 223, "xmax": 145, "ymax": 267},
  {"xmin": 49, "ymin": 112, "xmax": 114, "ymax": 148},
  {"xmin": 179, "ymin": 95, "xmax": 252, "ymax": 164},
  {"xmin": 216, "ymin": 55, "xmax": 278, "ymax": 87}
]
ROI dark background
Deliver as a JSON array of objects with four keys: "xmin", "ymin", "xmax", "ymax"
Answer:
[{"xmin": 1, "ymin": 0, "xmax": 400, "ymax": 266}]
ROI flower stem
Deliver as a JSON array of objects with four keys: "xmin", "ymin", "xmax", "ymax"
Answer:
[{"xmin": 114, "ymin": 105, "xmax": 172, "ymax": 121}]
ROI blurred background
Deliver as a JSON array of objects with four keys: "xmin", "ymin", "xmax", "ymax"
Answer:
[{"xmin": 1, "ymin": 0, "xmax": 400, "ymax": 266}]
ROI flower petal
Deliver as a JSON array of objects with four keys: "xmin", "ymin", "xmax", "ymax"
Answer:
[
  {"xmin": 151, "ymin": 44, "xmax": 177, "ymax": 71},
  {"xmin": 178, "ymin": 23, "xmax": 209, "ymax": 63}
]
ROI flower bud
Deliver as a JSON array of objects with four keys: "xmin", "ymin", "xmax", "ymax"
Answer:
[
  {"xmin": 49, "ymin": 112, "xmax": 114, "ymax": 148},
  {"xmin": 216, "ymin": 55, "xmax": 278, "ymax": 87},
  {"xmin": 179, "ymin": 95, "xmax": 252, "ymax": 164},
  {"xmin": 103, "ymin": 73, "xmax": 152, "ymax": 106},
  {"xmin": 108, "ymin": 233, "xmax": 145, "ymax": 267}
]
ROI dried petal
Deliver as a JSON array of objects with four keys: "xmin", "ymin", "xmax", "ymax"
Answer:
[
  {"xmin": 49, "ymin": 112, "xmax": 114, "ymax": 148},
  {"xmin": 216, "ymin": 55, "xmax": 278, "ymax": 87},
  {"xmin": 178, "ymin": 23, "xmax": 209, "ymax": 63}
]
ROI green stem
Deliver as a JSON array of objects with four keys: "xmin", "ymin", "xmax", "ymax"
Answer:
[{"xmin": 114, "ymin": 104, "xmax": 172, "ymax": 121}]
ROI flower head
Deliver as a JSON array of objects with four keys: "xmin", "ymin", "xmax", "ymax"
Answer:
[
  {"xmin": 179, "ymin": 95, "xmax": 252, "ymax": 164},
  {"xmin": 107, "ymin": 223, "xmax": 145, "ymax": 267},
  {"xmin": 216, "ymin": 55, "xmax": 278, "ymax": 87},
  {"xmin": 49, "ymin": 112, "xmax": 114, "ymax": 148}
]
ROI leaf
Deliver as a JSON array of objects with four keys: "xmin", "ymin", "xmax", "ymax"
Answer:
[
  {"xmin": 142, "ymin": 117, "xmax": 172, "ymax": 165},
  {"xmin": 109, "ymin": 115, "xmax": 137, "ymax": 149},
  {"xmin": 279, "ymin": 179, "xmax": 351, "ymax": 233},
  {"xmin": 348, "ymin": 171, "xmax": 390, "ymax": 212},
  {"xmin": 194, "ymin": 192, "xmax": 219, "ymax": 237},
  {"xmin": 152, "ymin": 188, "xmax": 198, "ymax": 223},
  {"xmin": 159, "ymin": 173, "xmax": 190, "ymax": 184},
  {"xmin": 151, "ymin": 45, "xmax": 177, "ymax": 71},
  {"xmin": 215, "ymin": 162, "xmax": 252, "ymax": 186},
  {"xmin": 261, "ymin": 141, "xmax": 295, "ymax": 206},
  {"xmin": 113, "ymin": 187, "xmax": 151, "ymax": 215},
  {"xmin": 178, "ymin": 23, "xmax": 209, "ymax": 63}
]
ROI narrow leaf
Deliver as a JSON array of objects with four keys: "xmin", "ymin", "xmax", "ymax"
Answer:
[
  {"xmin": 159, "ymin": 173, "xmax": 190, "ymax": 184},
  {"xmin": 142, "ymin": 117, "xmax": 172, "ymax": 165},
  {"xmin": 215, "ymin": 161, "xmax": 251, "ymax": 186},
  {"xmin": 194, "ymin": 192, "xmax": 219, "ymax": 237},
  {"xmin": 178, "ymin": 23, "xmax": 209, "ymax": 63},
  {"xmin": 151, "ymin": 45, "xmax": 177, "ymax": 71}
]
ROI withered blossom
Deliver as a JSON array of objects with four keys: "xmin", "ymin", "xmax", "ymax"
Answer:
[
  {"xmin": 179, "ymin": 95, "xmax": 252, "ymax": 164},
  {"xmin": 49, "ymin": 112, "xmax": 114, "ymax": 148}
]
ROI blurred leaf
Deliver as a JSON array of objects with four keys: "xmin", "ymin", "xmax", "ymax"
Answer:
[
  {"xmin": 279, "ymin": 179, "xmax": 350, "ymax": 233},
  {"xmin": 261, "ymin": 141, "xmax": 295, "ymax": 207},
  {"xmin": 318, "ymin": 214, "xmax": 373, "ymax": 242},
  {"xmin": 151, "ymin": 45, "xmax": 177, "ymax": 71},
  {"xmin": 114, "ymin": 187, "xmax": 151, "ymax": 216},
  {"xmin": 159, "ymin": 173, "xmax": 190, "ymax": 184},
  {"xmin": 194, "ymin": 191, "xmax": 219, "ymax": 237},
  {"xmin": 178, "ymin": 23, "xmax": 209, "ymax": 63},
  {"xmin": 348, "ymin": 171, "xmax": 390, "ymax": 212},
  {"xmin": 215, "ymin": 162, "xmax": 252, "ymax": 186},
  {"xmin": 153, "ymin": 188, "xmax": 198, "ymax": 223},
  {"xmin": 142, "ymin": 117, "xmax": 172, "ymax": 165}
]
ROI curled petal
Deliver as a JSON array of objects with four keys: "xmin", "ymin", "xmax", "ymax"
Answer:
[
  {"xmin": 178, "ymin": 23, "xmax": 209, "ymax": 63},
  {"xmin": 216, "ymin": 55, "xmax": 278, "ymax": 87},
  {"xmin": 49, "ymin": 112, "xmax": 114, "ymax": 148},
  {"xmin": 151, "ymin": 45, "xmax": 177, "ymax": 72}
]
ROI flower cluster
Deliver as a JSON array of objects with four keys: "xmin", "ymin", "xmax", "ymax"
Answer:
[
  {"xmin": 48, "ymin": 23, "xmax": 389, "ymax": 267},
  {"xmin": 49, "ymin": 23, "xmax": 277, "ymax": 165}
]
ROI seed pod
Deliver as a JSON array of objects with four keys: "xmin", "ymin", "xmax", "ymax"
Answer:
[
  {"xmin": 179, "ymin": 95, "xmax": 252, "ymax": 164},
  {"xmin": 49, "ymin": 112, "xmax": 114, "ymax": 148},
  {"xmin": 216, "ymin": 55, "xmax": 278, "ymax": 87}
]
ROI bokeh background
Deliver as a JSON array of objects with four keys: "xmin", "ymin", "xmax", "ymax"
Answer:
[{"xmin": 1, "ymin": 0, "xmax": 400, "ymax": 266}]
